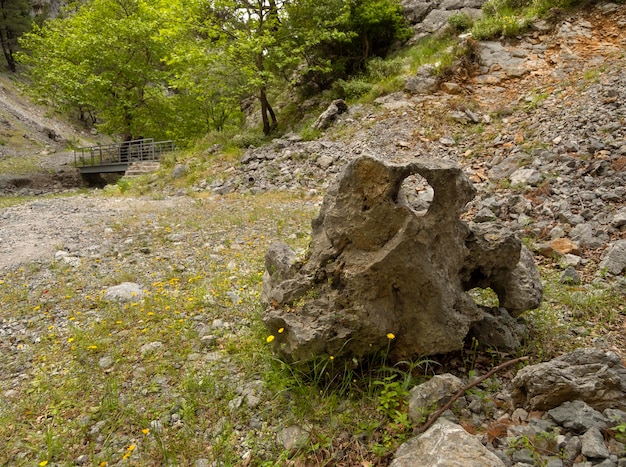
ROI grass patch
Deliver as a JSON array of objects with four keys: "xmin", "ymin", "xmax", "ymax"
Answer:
[
  {"xmin": 0, "ymin": 154, "xmax": 43, "ymax": 176},
  {"xmin": 2, "ymin": 185, "xmax": 620, "ymax": 465}
]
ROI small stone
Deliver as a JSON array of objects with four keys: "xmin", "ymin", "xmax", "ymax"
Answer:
[
  {"xmin": 510, "ymin": 167, "xmax": 543, "ymax": 186},
  {"xmin": 474, "ymin": 207, "xmax": 496, "ymax": 223},
  {"xmin": 98, "ymin": 355, "xmax": 114, "ymax": 369},
  {"xmin": 139, "ymin": 341, "xmax": 163, "ymax": 356},
  {"xmin": 561, "ymin": 254, "xmax": 582, "ymax": 268},
  {"xmin": 612, "ymin": 208, "xmax": 626, "ymax": 228},
  {"xmin": 547, "ymin": 401, "xmax": 610, "ymax": 433},
  {"xmin": 599, "ymin": 240, "xmax": 626, "ymax": 275},
  {"xmin": 563, "ymin": 436, "xmax": 582, "ymax": 462},
  {"xmin": 278, "ymin": 425, "xmax": 309, "ymax": 450},
  {"xmin": 560, "ymin": 266, "xmax": 581, "ymax": 285},
  {"xmin": 104, "ymin": 282, "xmax": 145, "ymax": 302},
  {"xmin": 511, "ymin": 448, "xmax": 535, "ymax": 464},
  {"xmin": 581, "ymin": 427, "xmax": 610, "ymax": 459},
  {"xmin": 172, "ymin": 164, "xmax": 188, "ymax": 179},
  {"xmin": 512, "ymin": 408, "xmax": 529, "ymax": 423},
  {"xmin": 546, "ymin": 458, "xmax": 564, "ymax": 467}
]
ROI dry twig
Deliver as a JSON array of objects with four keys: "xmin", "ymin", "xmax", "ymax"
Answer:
[{"xmin": 415, "ymin": 356, "xmax": 529, "ymax": 435}]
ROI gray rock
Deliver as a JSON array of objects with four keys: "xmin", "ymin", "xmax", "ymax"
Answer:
[
  {"xmin": 509, "ymin": 167, "xmax": 543, "ymax": 186},
  {"xmin": 560, "ymin": 266, "xmax": 581, "ymax": 285},
  {"xmin": 407, "ymin": 374, "xmax": 465, "ymax": 423},
  {"xmin": 139, "ymin": 341, "xmax": 164, "ymax": 356},
  {"xmin": 581, "ymin": 427, "xmax": 610, "ymax": 459},
  {"xmin": 599, "ymin": 240, "xmax": 626, "ymax": 275},
  {"xmin": 570, "ymin": 223, "xmax": 607, "ymax": 249},
  {"xmin": 418, "ymin": 9, "xmax": 457, "ymax": 34},
  {"xmin": 312, "ymin": 99, "xmax": 348, "ymax": 130},
  {"xmin": 474, "ymin": 207, "xmax": 496, "ymax": 222},
  {"xmin": 547, "ymin": 401, "xmax": 610, "ymax": 433},
  {"xmin": 488, "ymin": 155, "xmax": 531, "ymax": 180},
  {"xmin": 612, "ymin": 208, "xmax": 626, "ymax": 228},
  {"xmin": 512, "ymin": 348, "xmax": 626, "ymax": 411},
  {"xmin": 390, "ymin": 418, "xmax": 506, "ymax": 466},
  {"xmin": 405, "ymin": 64, "xmax": 439, "ymax": 95},
  {"xmin": 463, "ymin": 228, "xmax": 542, "ymax": 317},
  {"xmin": 172, "ymin": 164, "xmax": 188, "ymax": 179},
  {"xmin": 262, "ymin": 156, "xmax": 541, "ymax": 365},
  {"xmin": 467, "ymin": 306, "xmax": 527, "ymax": 351},
  {"xmin": 278, "ymin": 425, "xmax": 309, "ymax": 450},
  {"xmin": 103, "ymin": 282, "xmax": 145, "ymax": 302},
  {"xmin": 98, "ymin": 356, "xmax": 114, "ymax": 369},
  {"xmin": 401, "ymin": 0, "xmax": 435, "ymax": 23},
  {"xmin": 511, "ymin": 448, "xmax": 535, "ymax": 464},
  {"xmin": 604, "ymin": 408, "xmax": 626, "ymax": 424},
  {"xmin": 479, "ymin": 41, "xmax": 526, "ymax": 78},
  {"xmin": 563, "ymin": 436, "xmax": 582, "ymax": 463}
]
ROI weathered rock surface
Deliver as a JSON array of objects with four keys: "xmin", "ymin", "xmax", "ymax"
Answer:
[
  {"xmin": 407, "ymin": 373, "xmax": 464, "ymax": 423},
  {"xmin": 262, "ymin": 155, "xmax": 542, "ymax": 364},
  {"xmin": 390, "ymin": 418, "xmax": 506, "ymax": 467},
  {"xmin": 104, "ymin": 282, "xmax": 145, "ymax": 303},
  {"xmin": 312, "ymin": 99, "xmax": 348, "ymax": 130},
  {"xmin": 511, "ymin": 348, "xmax": 626, "ymax": 411},
  {"xmin": 599, "ymin": 240, "xmax": 626, "ymax": 275}
]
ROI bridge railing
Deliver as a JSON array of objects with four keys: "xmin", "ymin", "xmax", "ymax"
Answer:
[{"xmin": 74, "ymin": 138, "xmax": 175, "ymax": 168}]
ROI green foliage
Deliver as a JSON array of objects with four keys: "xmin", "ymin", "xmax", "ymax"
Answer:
[
  {"xmin": 290, "ymin": 0, "xmax": 412, "ymax": 92},
  {"xmin": 334, "ymin": 77, "xmax": 373, "ymax": 99},
  {"xmin": 18, "ymin": 0, "xmax": 173, "ymax": 139},
  {"xmin": 611, "ymin": 423, "xmax": 626, "ymax": 442},
  {"xmin": 373, "ymin": 374, "xmax": 410, "ymax": 424},
  {"xmin": 448, "ymin": 12, "xmax": 475, "ymax": 32},
  {"xmin": 367, "ymin": 56, "xmax": 406, "ymax": 80},
  {"xmin": 471, "ymin": 0, "xmax": 590, "ymax": 40}
]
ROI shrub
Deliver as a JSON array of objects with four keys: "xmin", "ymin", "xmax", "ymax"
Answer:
[
  {"xmin": 367, "ymin": 56, "xmax": 406, "ymax": 80},
  {"xmin": 333, "ymin": 78, "xmax": 373, "ymax": 99},
  {"xmin": 448, "ymin": 13, "xmax": 475, "ymax": 32}
]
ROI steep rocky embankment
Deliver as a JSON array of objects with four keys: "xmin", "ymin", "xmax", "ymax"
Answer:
[{"xmin": 206, "ymin": 3, "xmax": 626, "ymax": 293}]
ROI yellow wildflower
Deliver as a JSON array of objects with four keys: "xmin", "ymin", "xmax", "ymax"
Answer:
[
  {"xmin": 142, "ymin": 428, "xmax": 150, "ymax": 435},
  {"xmin": 266, "ymin": 335, "xmax": 275, "ymax": 343},
  {"xmin": 387, "ymin": 333, "xmax": 395, "ymax": 340},
  {"xmin": 38, "ymin": 461, "xmax": 48, "ymax": 467},
  {"xmin": 278, "ymin": 327, "xmax": 284, "ymax": 334}
]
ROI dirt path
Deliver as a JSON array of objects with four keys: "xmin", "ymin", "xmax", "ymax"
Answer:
[{"xmin": 0, "ymin": 196, "xmax": 188, "ymax": 272}]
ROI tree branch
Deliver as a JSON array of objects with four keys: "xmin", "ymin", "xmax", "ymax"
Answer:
[{"xmin": 415, "ymin": 356, "xmax": 529, "ymax": 435}]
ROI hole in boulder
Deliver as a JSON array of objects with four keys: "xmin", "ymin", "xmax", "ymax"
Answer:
[
  {"xmin": 468, "ymin": 287, "xmax": 499, "ymax": 308},
  {"xmin": 399, "ymin": 174, "xmax": 434, "ymax": 215}
]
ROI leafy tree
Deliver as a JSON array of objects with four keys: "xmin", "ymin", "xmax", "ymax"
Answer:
[
  {"xmin": 19, "ymin": 0, "xmax": 173, "ymax": 139},
  {"xmin": 0, "ymin": 0, "xmax": 32, "ymax": 72},
  {"xmin": 288, "ymin": 0, "xmax": 411, "ymax": 91},
  {"xmin": 189, "ymin": 0, "xmax": 297, "ymax": 135}
]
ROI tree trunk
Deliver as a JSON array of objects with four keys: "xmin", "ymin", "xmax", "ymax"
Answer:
[
  {"xmin": 0, "ymin": 28, "xmax": 16, "ymax": 72},
  {"xmin": 259, "ymin": 87, "xmax": 272, "ymax": 135}
]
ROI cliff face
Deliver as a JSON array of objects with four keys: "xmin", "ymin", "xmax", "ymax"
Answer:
[{"xmin": 29, "ymin": 0, "xmax": 68, "ymax": 18}]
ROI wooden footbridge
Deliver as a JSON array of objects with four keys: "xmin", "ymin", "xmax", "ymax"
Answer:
[{"xmin": 74, "ymin": 138, "xmax": 175, "ymax": 175}]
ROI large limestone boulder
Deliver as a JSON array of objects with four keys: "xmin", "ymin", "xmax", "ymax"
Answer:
[{"xmin": 262, "ymin": 155, "xmax": 542, "ymax": 365}]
